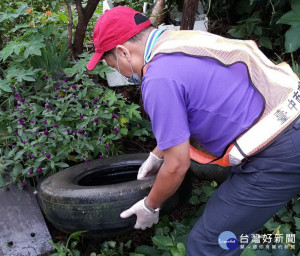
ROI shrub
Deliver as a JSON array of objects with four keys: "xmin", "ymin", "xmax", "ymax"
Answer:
[{"xmin": 0, "ymin": 52, "xmax": 152, "ymax": 189}]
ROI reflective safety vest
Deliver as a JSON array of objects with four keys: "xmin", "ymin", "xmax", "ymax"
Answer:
[{"xmin": 142, "ymin": 30, "xmax": 300, "ymax": 166}]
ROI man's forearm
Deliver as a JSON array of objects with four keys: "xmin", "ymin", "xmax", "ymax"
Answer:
[{"xmin": 146, "ymin": 161, "xmax": 189, "ymax": 209}]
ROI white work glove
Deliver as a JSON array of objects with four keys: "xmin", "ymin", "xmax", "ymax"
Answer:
[
  {"xmin": 137, "ymin": 152, "xmax": 163, "ymax": 180},
  {"xmin": 120, "ymin": 197, "xmax": 159, "ymax": 230}
]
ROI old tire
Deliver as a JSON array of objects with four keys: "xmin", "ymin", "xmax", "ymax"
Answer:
[{"xmin": 37, "ymin": 153, "xmax": 192, "ymax": 238}]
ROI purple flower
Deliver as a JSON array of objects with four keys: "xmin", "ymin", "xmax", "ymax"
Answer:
[
  {"xmin": 86, "ymin": 139, "xmax": 89, "ymax": 141},
  {"xmin": 75, "ymin": 59, "xmax": 78, "ymax": 62},
  {"xmin": 112, "ymin": 114, "xmax": 116, "ymax": 118},
  {"xmin": 53, "ymin": 124, "xmax": 58, "ymax": 128},
  {"xmin": 55, "ymin": 85, "xmax": 59, "ymax": 90},
  {"xmin": 31, "ymin": 120, "xmax": 34, "ymax": 124},
  {"xmin": 45, "ymin": 104, "xmax": 50, "ymax": 109},
  {"xmin": 98, "ymin": 138, "xmax": 102, "ymax": 142},
  {"xmin": 84, "ymin": 71, "xmax": 87, "ymax": 75},
  {"xmin": 50, "ymin": 136, "xmax": 54, "ymax": 140},
  {"xmin": 41, "ymin": 151, "xmax": 45, "ymax": 155},
  {"xmin": 84, "ymin": 133, "xmax": 87, "ymax": 137},
  {"xmin": 93, "ymin": 100, "xmax": 97, "ymax": 104},
  {"xmin": 80, "ymin": 114, "xmax": 84, "ymax": 119},
  {"xmin": 14, "ymin": 93, "xmax": 19, "ymax": 97},
  {"xmin": 6, "ymin": 186, "xmax": 10, "ymax": 191},
  {"xmin": 52, "ymin": 109, "xmax": 55, "ymax": 112},
  {"xmin": 73, "ymin": 95, "xmax": 77, "ymax": 99},
  {"xmin": 31, "ymin": 155, "xmax": 34, "ymax": 158},
  {"xmin": 97, "ymin": 85, "xmax": 101, "ymax": 88},
  {"xmin": 78, "ymin": 129, "xmax": 83, "ymax": 134},
  {"xmin": 106, "ymin": 100, "xmax": 109, "ymax": 103},
  {"xmin": 54, "ymin": 93, "xmax": 58, "ymax": 98},
  {"xmin": 44, "ymin": 130, "xmax": 49, "ymax": 135},
  {"xmin": 45, "ymin": 75, "xmax": 49, "ymax": 79},
  {"xmin": 37, "ymin": 168, "xmax": 43, "ymax": 173},
  {"xmin": 51, "ymin": 77, "xmax": 55, "ymax": 80},
  {"xmin": 94, "ymin": 118, "xmax": 98, "ymax": 122},
  {"xmin": 46, "ymin": 153, "xmax": 51, "ymax": 159},
  {"xmin": 73, "ymin": 130, "xmax": 77, "ymax": 134},
  {"xmin": 114, "ymin": 128, "xmax": 119, "ymax": 134},
  {"xmin": 20, "ymin": 98, "xmax": 25, "ymax": 102},
  {"xmin": 64, "ymin": 88, "xmax": 69, "ymax": 92},
  {"xmin": 17, "ymin": 103, "xmax": 21, "ymax": 106},
  {"xmin": 69, "ymin": 58, "xmax": 73, "ymax": 61},
  {"xmin": 43, "ymin": 67, "xmax": 46, "ymax": 70},
  {"xmin": 29, "ymin": 169, "xmax": 33, "ymax": 174},
  {"xmin": 64, "ymin": 78, "xmax": 68, "ymax": 82},
  {"xmin": 72, "ymin": 84, "xmax": 77, "ymax": 89},
  {"xmin": 99, "ymin": 155, "xmax": 103, "ymax": 159},
  {"xmin": 85, "ymin": 103, "xmax": 88, "ymax": 107},
  {"xmin": 23, "ymin": 141, "xmax": 26, "ymax": 144},
  {"xmin": 85, "ymin": 158, "xmax": 89, "ymax": 162},
  {"xmin": 35, "ymin": 131, "xmax": 39, "ymax": 134},
  {"xmin": 21, "ymin": 182, "xmax": 26, "ymax": 188},
  {"xmin": 66, "ymin": 129, "xmax": 70, "ymax": 133},
  {"xmin": 105, "ymin": 144, "xmax": 109, "ymax": 149},
  {"xmin": 12, "ymin": 86, "xmax": 16, "ymax": 90},
  {"xmin": 43, "ymin": 120, "xmax": 47, "ymax": 124},
  {"xmin": 33, "ymin": 144, "xmax": 36, "ymax": 147}
]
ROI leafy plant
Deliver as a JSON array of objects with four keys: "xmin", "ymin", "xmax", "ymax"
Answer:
[
  {"xmin": 0, "ymin": 53, "xmax": 152, "ymax": 189},
  {"xmin": 50, "ymin": 231, "xmax": 86, "ymax": 256},
  {"xmin": 277, "ymin": 0, "xmax": 300, "ymax": 52}
]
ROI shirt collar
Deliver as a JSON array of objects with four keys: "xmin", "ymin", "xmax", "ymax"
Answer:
[{"xmin": 144, "ymin": 29, "xmax": 166, "ymax": 65}]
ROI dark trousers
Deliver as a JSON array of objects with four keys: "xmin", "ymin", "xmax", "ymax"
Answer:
[{"xmin": 186, "ymin": 118, "xmax": 300, "ymax": 256}]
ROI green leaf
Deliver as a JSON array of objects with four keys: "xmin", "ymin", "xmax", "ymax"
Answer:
[
  {"xmin": 189, "ymin": 195, "xmax": 200, "ymax": 205},
  {"xmin": 202, "ymin": 185, "xmax": 214, "ymax": 197},
  {"xmin": 279, "ymin": 223, "xmax": 292, "ymax": 238},
  {"xmin": 135, "ymin": 245, "xmax": 161, "ymax": 256},
  {"xmin": 0, "ymin": 41, "xmax": 26, "ymax": 61},
  {"xmin": 176, "ymin": 243, "xmax": 185, "ymax": 255},
  {"xmin": 284, "ymin": 24, "xmax": 300, "ymax": 52},
  {"xmin": 24, "ymin": 38, "xmax": 45, "ymax": 58},
  {"xmin": 293, "ymin": 199, "xmax": 300, "ymax": 214},
  {"xmin": 259, "ymin": 37, "xmax": 273, "ymax": 50},
  {"xmin": 228, "ymin": 27, "xmax": 246, "ymax": 38},
  {"xmin": 7, "ymin": 67, "xmax": 37, "ymax": 82},
  {"xmin": 14, "ymin": 149, "xmax": 25, "ymax": 161},
  {"xmin": 57, "ymin": 12, "xmax": 69, "ymax": 23},
  {"xmin": 0, "ymin": 79, "xmax": 12, "ymax": 92},
  {"xmin": 264, "ymin": 218, "xmax": 280, "ymax": 231},
  {"xmin": 277, "ymin": 0, "xmax": 300, "ymax": 52},
  {"xmin": 152, "ymin": 236, "xmax": 173, "ymax": 250},
  {"xmin": 56, "ymin": 162, "xmax": 69, "ymax": 168}
]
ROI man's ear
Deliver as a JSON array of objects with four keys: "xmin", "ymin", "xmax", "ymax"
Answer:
[{"xmin": 115, "ymin": 45, "xmax": 131, "ymax": 62}]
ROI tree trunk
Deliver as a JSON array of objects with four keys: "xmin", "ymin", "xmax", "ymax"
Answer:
[
  {"xmin": 65, "ymin": 1, "xmax": 74, "ymax": 57},
  {"xmin": 180, "ymin": 0, "xmax": 199, "ymax": 30},
  {"xmin": 73, "ymin": 0, "xmax": 100, "ymax": 56},
  {"xmin": 150, "ymin": 0, "xmax": 165, "ymax": 27}
]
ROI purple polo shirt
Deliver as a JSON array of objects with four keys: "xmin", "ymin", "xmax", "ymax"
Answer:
[{"xmin": 141, "ymin": 53, "xmax": 264, "ymax": 156}]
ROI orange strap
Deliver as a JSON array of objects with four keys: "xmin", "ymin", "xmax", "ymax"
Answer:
[{"xmin": 189, "ymin": 144, "xmax": 233, "ymax": 167}]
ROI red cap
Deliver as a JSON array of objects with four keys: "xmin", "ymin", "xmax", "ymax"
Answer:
[{"xmin": 87, "ymin": 6, "xmax": 151, "ymax": 70}]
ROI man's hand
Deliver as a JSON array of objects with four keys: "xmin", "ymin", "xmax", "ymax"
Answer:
[
  {"xmin": 120, "ymin": 198, "xmax": 159, "ymax": 230},
  {"xmin": 137, "ymin": 152, "xmax": 163, "ymax": 180}
]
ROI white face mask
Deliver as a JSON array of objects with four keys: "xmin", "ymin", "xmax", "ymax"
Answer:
[{"xmin": 115, "ymin": 49, "xmax": 142, "ymax": 85}]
